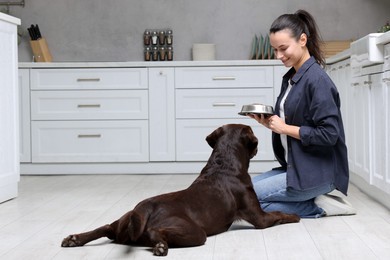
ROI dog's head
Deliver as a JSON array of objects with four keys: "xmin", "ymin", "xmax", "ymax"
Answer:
[{"xmin": 206, "ymin": 124, "xmax": 258, "ymax": 159}]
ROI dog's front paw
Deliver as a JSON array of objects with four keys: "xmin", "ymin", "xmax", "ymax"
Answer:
[
  {"xmin": 153, "ymin": 241, "xmax": 168, "ymax": 256},
  {"xmin": 284, "ymin": 213, "xmax": 300, "ymax": 223},
  {"xmin": 61, "ymin": 235, "xmax": 82, "ymax": 247}
]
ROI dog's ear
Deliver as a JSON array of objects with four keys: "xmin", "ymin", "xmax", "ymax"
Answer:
[
  {"xmin": 243, "ymin": 127, "xmax": 258, "ymax": 158},
  {"xmin": 206, "ymin": 126, "xmax": 224, "ymax": 148}
]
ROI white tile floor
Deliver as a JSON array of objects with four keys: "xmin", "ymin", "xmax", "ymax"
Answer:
[{"xmin": 0, "ymin": 174, "xmax": 389, "ymax": 259}]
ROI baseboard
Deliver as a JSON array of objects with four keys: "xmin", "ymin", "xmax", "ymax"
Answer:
[{"xmin": 349, "ymin": 173, "xmax": 390, "ymax": 210}]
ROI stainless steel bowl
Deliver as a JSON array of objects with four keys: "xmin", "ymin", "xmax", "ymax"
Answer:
[{"xmin": 238, "ymin": 104, "xmax": 274, "ymax": 116}]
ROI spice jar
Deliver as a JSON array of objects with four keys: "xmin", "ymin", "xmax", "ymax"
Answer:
[
  {"xmin": 144, "ymin": 47, "xmax": 151, "ymax": 61},
  {"xmin": 151, "ymin": 31, "xmax": 158, "ymax": 45},
  {"xmin": 143, "ymin": 30, "xmax": 151, "ymax": 45},
  {"xmin": 167, "ymin": 46, "xmax": 173, "ymax": 61},
  {"xmin": 152, "ymin": 46, "xmax": 159, "ymax": 61},
  {"xmin": 158, "ymin": 30, "xmax": 165, "ymax": 45},
  {"xmin": 159, "ymin": 46, "xmax": 166, "ymax": 61},
  {"xmin": 166, "ymin": 30, "xmax": 173, "ymax": 45}
]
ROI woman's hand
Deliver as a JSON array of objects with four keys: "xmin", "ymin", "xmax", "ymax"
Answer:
[
  {"xmin": 248, "ymin": 114, "xmax": 284, "ymax": 133},
  {"xmin": 248, "ymin": 114, "xmax": 300, "ymax": 139}
]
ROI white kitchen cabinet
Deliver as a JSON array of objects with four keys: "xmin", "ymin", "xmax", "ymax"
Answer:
[
  {"xmin": 18, "ymin": 69, "xmax": 31, "ymax": 162},
  {"xmin": 0, "ymin": 13, "xmax": 20, "ymax": 203},
  {"xmin": 326, "ymin": 60, "xmax": 355, "ymax": 173},
  {"xmin": 148, "ymin": 68, "xmax": 176, "ymax": 161},
  {"xmin": 30, "ymin": 68, "xmax": 148, "ymax": 90},
  {"xmin": 30, "ymin": 68, "xmax": 149, "ymax": 163},
  {"xmin": 31, "ymin": 90, "xmax": 148, "ymax": 120},
  {"xmin": 371, "ymin": 72, "xmax": 390, "ymax": 193},
  {"xmin": 175, "ymin": 66, "xmax": 273, "ymax": 89},
  {"xmin": 176, "ymin": 88, "xmax": 273, "ymax": 119},
  {"xmin": 350, "ymin": 75, "xmax": 372, "ymax": 182},
  {"xmin": 31, "ymin": 120, "xmax": 149, "ymax": 163},
  {"xmin": 19, "ymin": 60, "xmax": 283, "ymax": 174},
  {"xmin": 175, "ymin": 66, "xmax": 274, "ymax": 162}
]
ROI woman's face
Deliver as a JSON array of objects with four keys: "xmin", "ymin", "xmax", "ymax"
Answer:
[{"xmin": 270, "ymin": 29, "xmax": 310, "ymax": 70}]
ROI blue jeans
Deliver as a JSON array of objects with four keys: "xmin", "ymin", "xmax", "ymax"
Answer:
[{"xmin": 252, "ymin": 169, "xmax": 335, "ymax": 218}]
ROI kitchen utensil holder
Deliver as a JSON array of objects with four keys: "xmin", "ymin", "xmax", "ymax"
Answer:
[{"xmin": 30, "ymin": 37, "xmax": 52, "ymax": 62}]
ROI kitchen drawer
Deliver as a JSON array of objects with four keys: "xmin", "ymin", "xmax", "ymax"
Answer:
[
  {"xmin": 31, "ymin": 68, "xmax": 148, "ymax": 90},
  {"xmin": 31, "ymin": 120, "xmax": 149, "ymax": 162},
  {"xmin": 176, "ymin": 88, "xmax": 273, "ymax": 119},
  {"xmin": 31, "ymin": 90, "xmax": 148, "ymax": 120},
  {"xmin": 384, "ymin": 43, "xmax": 390, "ymax": 71},
  {"xmin": 175, "ymin": 66, "xmax": 273, "ymax": 89},
  {"xmin": 176, "ymin": 119, "xmax": 273, "ymax": 161}
]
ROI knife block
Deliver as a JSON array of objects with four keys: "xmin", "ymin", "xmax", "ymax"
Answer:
[{"xmin": 30, "ymin": 38, "xmax": 52, "ymax": 62}]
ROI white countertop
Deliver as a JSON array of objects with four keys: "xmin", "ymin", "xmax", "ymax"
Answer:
[
  {"xmin": 325, "ymin": 48, "xmax": 351, "ymax": 64},
  {"xmin": 19, "ymin": 55, "xmax": 356, "ymax": 68},
  {"xmin": 19, "ymin": 59, "xmax": 283, "ymax": 68},
  {"xmin": 0, "ymin": 12, "xmax": 21, "ymax": 25},
  {"xmin": 377, "ymin": 31, "xmax": 390, "ymax": 45}
]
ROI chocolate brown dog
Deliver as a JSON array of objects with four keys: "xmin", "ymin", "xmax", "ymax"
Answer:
[{"xmin": 61, "ymin": 124, "xmax": 300, "ymax": 256}]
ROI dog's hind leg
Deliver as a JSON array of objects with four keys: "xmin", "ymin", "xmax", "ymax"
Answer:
[
  {"xmin": 145, "ymin": 218, "xmax": 207, "ymax": 256},
  {"xmin": 61, "ymin": 224, "xmax": 115, "ymax": 247}
]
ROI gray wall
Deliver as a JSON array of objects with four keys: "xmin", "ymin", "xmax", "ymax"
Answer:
[{"xmin": 7, "ymin": 0, "xmax": 390, "ymax": 62}]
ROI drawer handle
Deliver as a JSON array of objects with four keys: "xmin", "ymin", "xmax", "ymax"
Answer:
[
  {"xmin": 76, "ymin": 78, "xmax": 101, "ymax": 82},
  {"xmin": 212, "ymin": 102, "xmax": 236, "ymax": 107},
  {"xmin": 351, "ymin": 83, "xmax": 359, "ymax": 86},
  {"xmin": 77, "ymin": 104, "xmax": 101, "ymax": 108},
  {"xmin": 212, "ymin": 76, "xmax": 236, "ymax": 81},
  {"xmin": 363, "ymin": 81, "xmax": 372, "ymax": 85},
  {"xmin": 78, "ymin": 134, "xmax": 101, "ymax": 138},
  {"xmin": 383, "ymin": 78, "xmax": 390, "ymax": 83}
]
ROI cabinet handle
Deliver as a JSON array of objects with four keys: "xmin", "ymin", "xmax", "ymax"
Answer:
[
  {"xmin": 212, "ymin": 102, "xmax": 236, "ymax": 107},
  {"xmin": 212, "ymin": 76, "xmax": 236, "ymax": 81},
  {"xmin": 383, "ymin": 78, "xmax": 390, "ymax": 83},
  {"xmin": 345, "ymin": 63, "xmax": 351, "ymax": 67},
  {"xmin": 363, "ymin": 81, "xmax": 372, "ymax": 85},
  {"xmin": 78, "ymin": 134, "xmax": 102, "ymax": 138},
  {"xmin": 76, "ymin": 78, "xmax": 101, "ymax": 82},
  {"xmin": 77, "ymin": 104, "xmax": 101, "ymax": 108},
  {"xmin": 352, "ymin": 82, "xmax": 359, "ymax": 86}
]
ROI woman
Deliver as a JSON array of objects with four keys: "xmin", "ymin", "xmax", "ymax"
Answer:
[{"xmin": 249, "ymin": 10, "xmax": 354, "ymax": 218}]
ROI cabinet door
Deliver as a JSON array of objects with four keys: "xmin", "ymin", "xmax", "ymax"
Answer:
[
  {"xmin": 175, "ymin": 67, "xmax": 273, "ymax": 89},
  {"xmin": 31, "ymin": 120, "xmax": 149, "ymax": 163},
  {"xmin": 350, "ymin": 76, "xmax": 371, "ymax": 182},
  {"xmin": 18, "ymin": 69, "xmax": 31, "ymax": 162},
  {"xmin": 0, "ymin": 19, "xmax": 19, "ymax": 202},
  {"xmin": 148, "ymin": 68, "xmax": 176, "ymax": 161},
  {"xmin": 176, "ymin": 88, "xmax": 273, "ymax": 119},
  {"xmin": 176, "ymin": 119, "xmax": 273, "ymax": 161},
  {"xmin": 371, "ymin": 72, "xmax": 390, "ymax": 193},
  {"xmin": 31, "ymin": 90, "xmax": 148, "ymax": 120},
  {"xmin": 31, "ymin": 68, "xmax": 148, "ymax": 90}
]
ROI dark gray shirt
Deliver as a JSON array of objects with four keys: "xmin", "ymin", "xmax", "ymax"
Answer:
[{"xmin": 272, "ymin": 56, "xmax": 349, "ymax": 195}]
